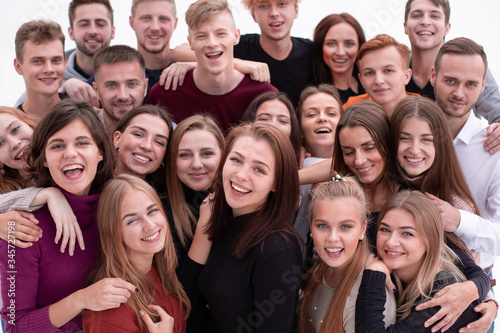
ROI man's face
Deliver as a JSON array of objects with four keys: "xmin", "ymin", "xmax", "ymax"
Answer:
[
  {"xmin": 14, "ymin": 39, "xmax": 66, "ymax": 97},
  {"xmin": 404, "ymin": 0, "xmax": 450, "ymax": 51},
  {"xmin": 431, "ymin": 53, "xmax": 485, "ymax": 119},
  {"xmin": 129, "ymin": 1, "xmax": 178, "ymax": 55},
  {"xmin": 93, "ymin": 61, "xmax": 148, "ymax": 122},
  {"xmin": 251, "ymin": 0, "xmax": 298, "ymax": 42},
  {"xmin": 188, "ymin": 11, "xmax": 240, "ymax": 75},
  {"xmin": 68, "ymin": 3, "xmax": 115, "ymax": 57},
  {"xmin": 358, "ymin": 46, "xmax": 412, "ymax": 113}
]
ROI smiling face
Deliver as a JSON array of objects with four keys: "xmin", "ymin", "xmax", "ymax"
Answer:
[
  {"xmin": 222, "ymin": 136, "xmax": 276, "ymax": 217},
  {"xmin": 129, "ymin": 1, "xmax": 178, "ymax": 55},
  {"xmin": 114, "ymin": 114, "xmax": 169, "ymax": 178},
  {"xmin": 43, "ymin": 119, "xmax": 102, "ymax": 196},
  {"xmin": 69, "ymin": 3, "xmax": 115, "ymax": 57},
  {"xmin": 312, "ymin": 197, "xmax": 366, "ymax": 273},
  {"xmin": 397, "ymin": 117, "xmax": 435, "ymax": 177},
  {"xmin": 322, "ymin": 22, "xmax": 359, "ymax": 77},
  {"xmin": 300, "ymin": 92, "xmax": 340, "ymax": 158},
  {"xmin": 404, "ymin": 0, "xmax": 450, "ymax": 52},
  {"xmin": 339, "ymin": 126, "xmax": 385, "ymax": 186},
  {"xmin": 188, "ymin": 10, "xmax": 240, "ymax": 76},
  {"xmin": 176, "ymin": 129, "xmax": 221, "ymax": 192},
  {"xmin": 251, "ymin": 0, "xmax": 298, "ymax": 43},
  {"xmin": 377, "ymin": 208, "xmax": 426, "ymax": 283},
  {"xmin": 121, "ymin": 189, "xmax": 167, "ymax": 267},
  {"xmin": 255, "ymin": 99, "xmax": 292, "ymax": 136},
  {"xmin": 94, "ymin": 61, "xmax": 148, "ymax": 125},
  {"xmin": 358, "ymin": 46, "xmax": 412, "ymax": 116},
  {"xmin": 0, "ymin": 113, "xmax": 33, "ymax": 171},
  {"xmin": 14, "ymin": 39, "xmax": 66, "ymax": 98}
]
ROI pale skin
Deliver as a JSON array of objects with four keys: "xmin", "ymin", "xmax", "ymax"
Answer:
[
  {"xmin": 141, "ymin": 305, "xmax": 174, "ymax": 333},
  {"xmin": 187, "ymin": 193, "xmax": 214, "ymax": 265}
]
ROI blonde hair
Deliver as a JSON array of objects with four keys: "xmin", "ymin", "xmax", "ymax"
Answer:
[
  {"xmin": 242, "ymin": 0, "xmax": 299, "ymax": 11},
  {"xmin": 378, "ymin": 190, "xmax": 465, "ymax": 319},
  {"xmin": 92, "ymin": 174, "xmax": 190, "ymax": 331},
  {"xmin": 186, "ymin": 0, "xmax": 233, "ymax": 31},
  {"xmin": 299, "ymin": 174, "xmax": 367, "ymax": 333}
]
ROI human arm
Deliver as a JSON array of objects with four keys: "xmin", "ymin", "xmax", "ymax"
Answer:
[
  {"xmin": 187, "ymin": 193, "xmax": 213, "ymax": 265},
  {"xmin": 0, "ymin": 187, "xmax": 44, "ymax": 212},
  {"xmin": 298, "ymin": 157, "xmax": 333, "ymax": 185},
  {"xmin": 453, "ymin": 210, "xmax": 500, "ymax": 258},
  {"xmin": 458, "ymin": 292, "xmax": 497, "ymax": 333},
  {"xmin": 59, "ymin": 78, "xmax": 99, "ymax": 108}
]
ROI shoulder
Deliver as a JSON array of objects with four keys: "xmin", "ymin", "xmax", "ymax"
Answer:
[
  {"xmin": 291, "ymin": 36, "xmax": 313, "ymax": 47},
  {"xmin": 259, "ymin": 231, "xmax": 302, "ymax": 259},
  {"xmin": 83, "ymin": 304, "xmax": 138, "ymax": 332},
  {"xmin": 239, "ymin": 75, "xmax": 278, "ymax": 92},
  {"xmin": 238, "ymin": 33, "xmax": 261, "ymax": 45}
]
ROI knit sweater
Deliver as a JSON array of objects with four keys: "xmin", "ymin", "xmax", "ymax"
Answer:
[
  {"xmin": 82, "ymin": 266, "xmax": 186, "ymax": 333},
  {"xmin": 0, "ymin": 187, "xmax": 101, "ymax": 332}
]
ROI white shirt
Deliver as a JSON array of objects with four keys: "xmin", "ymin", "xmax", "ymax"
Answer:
[{"xmin": 454, "ymin": 112, "xmax": 500, "ymax": 268}]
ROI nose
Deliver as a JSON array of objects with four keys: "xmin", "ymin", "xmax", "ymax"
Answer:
[
  {"xmin": 326, "ymin": 228, "xmax": 340, "ymax": 242},
  {"xmin": 408, "ymin": 140, "xmax": 420, "ymax": 154},
  {"xmin": 191, "ymin": 154, "xmax": 203, "ymax": 169},
  {"xmin": 335, "ymin": 44, "xmax": 346, "ymax": 56},
  {"xmin": 236, "ymin": 165, "xmax": 250, "ymax": 182},
  {"xmin": 88, "ymin": 22, "xmax": 97, "ymax": 34},
  {"xmin": 353, "ymin": 150, "xmax": 366, "ymax": 166},
  {"xmin": 269, "ymin": 4, "xmax": 279, "ymax": 16},
  {"xmin": 117, "ymin": 85, "xmax": 129, "ymax": 100},
  {"xmin": 374, "ymin": 71, "xmax": 384, "ymax": 85},
  {"xmin": 453, "ymin": 84, "xmax": 466, "ymax": 100},
  {"xmin": 386, "ymin": 232, "xmax": 400, "ymax": 247},
  {"xmin": 420, "ymin": 13, "xmax": 431, "ymax": 25},
  {"xmin": 317, "ymin": 111, "xmax": 328, "ymax": 122},
  {"xmin": 9, "ymin": 138, "xmax": 21, "ymax": 151},
  {"xmin": 139, "ymin": 137, "xmax": 153, "ymax": 152},
  {"xmin": 150, "ymin": 17, "xmax": 160, "ymax": 30},
  {"xmin": 43, "ymin": 61, "xmax": 54, "ymax": 73},
  {"xmin": 142, "ymin": 216, "xmax": 156, "ymax": 231},
  {"xmin": 63, "ymin": 144, "xmax": 78, "ymax": 159}
]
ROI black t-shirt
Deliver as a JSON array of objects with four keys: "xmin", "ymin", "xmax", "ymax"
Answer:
[
  {"xmin": 234, "ymin": 33, "xmax": 313, "ymax": 105},
  {"xmin": 406, "ymin": 75, "xmax": 434, "ymax": 99}
]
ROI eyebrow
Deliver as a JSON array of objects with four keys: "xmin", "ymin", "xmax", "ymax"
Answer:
[
  {"xmin": 122, "ymin": 203, "xmax": 157, "ymax": 222},
  {"xmin": 130, "ymin": 125, "xmax": 168, "ymax": 141},
  {"xmin": 400, "ymin": 131, "xmax": 433, "ymax": 137},
  {"xmin": 257, "ymin": 112, "xmax": 290, "ymax": 119},
  {"xmin": 233, "ymin": 151, "xmax": 271, "ymax": 171},
  {"xmin": 341, "ymin": 140, "xmax": 375, "ymax": 149},
  {"xmin": 380, "ymin": 222, "xmax": 417, "ymax": 231},
  {"xmin": 47, "ymin": 135, "xmax": 92, "ymax": 146},
  {"xmin": 6, "ymin": 121, "xmax": 17, "ymax": 132}
]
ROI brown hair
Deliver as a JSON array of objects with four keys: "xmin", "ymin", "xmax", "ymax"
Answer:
[
  {"xmin": 312, "ymin": 13, "xmax": 366, "ymax": 85},
  {"xmin": 242, "ymin": 91, "xmax": 301, "ymax": 166},
  {"xmin": 68, "ymin": 0, "xmax": 114, "ymax": 27},
  {"xmin": 114, "ymin": 105, "xmax": 173, "ymax": 195},
  {"xmin": 242, "ymin": 0, "xmax": 299, "ymax": 11},
  {"xmin": 15, "ymin": 20, "xmax": 65, "ymax": 63},
  {"xmin": 378, "ymin": 190, "xmax": 465, "ymax": 319},
  {"xmin": 206, "ymin": 122, "xmax": 301, "ymax": 258},
  {"xmin": 434, "ymin": 37, "xmax": 487, "ymax": 78},
  {"xmin": 357, "ymin": 34, "xmax": 410, "ymax": 70},
  {"xmin": 0, "ymin": 107, "xmax": 38, "ymax": 193},
  {"xmin": 93, "ymin": 45, "xmax": 146, "ymax": 78},
  {"xmin": 131, "ymin": 0, "xmax": 176, "ymax": 17},
  {"xmin": 166, "ymin": 114, "xmax": 224, "ymax": 250},
  {"xmin": 92, "ymin": 174, "xmax": 190, "ymax": 331},
  {"xmin": 404, "ymin": 0, "xmax": 450, "ymax": 25},
  {"xmin": 299, "ymin": 175, "xmax": 367, "ymax": 333},
  {"xmin": 186, "ymin": 0, "xmax": 233, "ymax": 31}
]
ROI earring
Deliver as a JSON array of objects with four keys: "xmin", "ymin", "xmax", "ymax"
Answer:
[
  {"xmin": 360, "ymin": 234, "xmax": 365, "ymax": 240},
  {"xmin": 159, "ymin": 163, "xmax": 165, "ymax": 169},
  {"xmin": 114, "ymin": 146, "xmax": 120, "ymax": 152}
]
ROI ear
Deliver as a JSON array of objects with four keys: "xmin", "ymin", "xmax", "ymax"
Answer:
[
  {"xmin": 430, "ymin": 67, "xmax": 436, "ymax": 87},
  {"xmin": 113, "ymin": 131, "xmax": 121, "ymax": 148},
  {"xmin": 403, "ymin": 67, "xmax": 412, "ymax": 85},
  {"xmin": 43, "ymin": 160, "xmax": 48, "ymax": 168},
  {"xmin": 129, "ymin": 15, "xmax": 134, "ymax": 30},
  {"xmin": 110, "ymin": 25, "xmax": 116, "ymax": 40},
  {"xmin": 293, "ymin": 3, "xmax": 298, "ymax": 19},
  {"xmin": 444, "ymin": 23, "xmax": 451, "ymax": 37},
  {"xmin": 68, "ymin": 27, "xmax": 75, "ymax": 41},
  {"xmin": 251, "ymin": 9, "xmax": 257, "ymax": 23},
  {"xmin": 361, "ymin": 220, "xmax": 367, "ymax": 234},
  {"xmin": 173, "ymin": 17, "xmax": 178, "ymax": 30},
  {"xmin": 234, "ymin": 28, "xmax": 241, "ymax": 45},
  {"xmin": 98, "ymin": 151, "xmax": 103, "ymax": 162},
  {"xmin": 188, "ymin": 35, "xmax": 193, "ymax": 50},
  {"xmin": 143, "ymin": 78, "xmax": 149, "ymax": 98},
  {"xmin": 481, "ymin": 76, "xmax": 486, "ymax": 94},
  {"xmin": 92, "ymin": 81, "xmax": 98, "ymax": 94},
  {"xmin": 14, "ymin": 58, "xmax": 23, "ymax": 75},
  {"xmin": 403, "ymin": 22, "xmax": 408, "ymax": 36}
]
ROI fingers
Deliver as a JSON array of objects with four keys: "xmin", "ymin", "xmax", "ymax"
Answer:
[
  {"xmin": 141, "ymin": 309, "xmax": 155, "ymax": 328},
  {"xmin": 484, "ymin": 123, "xmax": 500, "ymax": 155},
  {"xmin": 76, "ymin": 224, "xmax": 85, "ymax": 251},
  {"xmin": 422, "ymin": 308, "xmax": 446, "ymax": 330},
  {"xmin": 18, "ymin": 211, "xmax": 39, "ymax": 224},
  {"xmin": 113, "ymin": 278, "xmax": 138, "ymax": 294}
]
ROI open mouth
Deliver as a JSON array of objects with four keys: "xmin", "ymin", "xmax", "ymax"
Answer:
[
  {"xmin": 385, "ymin": 250, "xmax": 404, "ymax": 257},
  {"xmin": 141, "ymin": 230, "xmax": 160, "ymax": 242},
  {"xmin": 231, "ymin": 181, "xmax": 251, "ymax": 194},
  {"xmin": 405, "ymin": 157, "xmax": 424, "ymax": 163},
  {"xmin": 357, "ymin": 165, "xmax": 373, "ymax": 173},
  {"xmin": 133, "ymin": 153, "xmax": 152, "ymax": 163},
  {"xmin": 206, "ymin": 52, "xmax": 222, "ymax": 59},
  {"xmin": 417, "ymin": 31, "xmax": 434, "ymax": 36},
  {"xmin": 269, "ymin": 22, "xmax": 284, "ymax": 28},
  {"xmin": 325, "ymin": 247, "xmax": 343, "ymax": 257},
  {"xmin": 314, "ymin": 128, "xmax": 332, "ymax": 134},
  {"xmin": 62, "ymin": 164, "xmax": 84, "ymax": 178},
  {"xmin": 15, "ymin": 146, "xmax": 29, "ymax": 160},
  {"xmin": 40, "ymin": 78, "xmax": 57, "ymax": 83},
  {"xmin": 333, "ymin": 59, "xmax": 348, "ymax": 64},
  {"xmin": 148, "ymin": 35, "xmax": 163, "ymax": 40}
]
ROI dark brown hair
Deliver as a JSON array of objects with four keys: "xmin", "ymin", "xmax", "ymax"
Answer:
[
  {"xmin": 434, "ymin": 37, "xmax": 487, "ymax": 78},
  {"xmin": 68, "ymin": 0, "xmax": 114, "ymax": 27},
  {"xmin": 15, "ymin": 20, "xmax": 65, "ymax": 62},
  {"xmin": 404, "ymin": 0, "xmax": 450, "ymax": 24},
  {"xmin": 93, "ymin": 45, "xmax": 146, "ymax": 78}
]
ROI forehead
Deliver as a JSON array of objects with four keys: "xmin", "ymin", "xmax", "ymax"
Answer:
[
  {"xmin": 127, "ymin": 114, "xmax": 169, "ymax": 134},
  {"xmin": 359, "ymin": 46, "xmax": 405, "ymax": 68},
  {"xmin": 22, "ymin": 39, "xmax": 64, "ymax": 60},
  {"xmin": 303, "ymin": 92, "xmax": 339, "ymax": 107},
  {"xmin": 97, "ymin": 61, "xmax": 144, "ymax": 80},
  {"xmin": 253, "ymin": 0, "xmax": 297, "ymax": 6},
  {"xmin": 190, "ymin": 10, "xmax": 235, "ymax": 34},
  {"xmin": 134, "ymin": 0, "xmax": 175, "ymax": 17},
  {"xmin": 437, "ymin": 53, "xmax": 486, "ymax": 79},
  {"xmin": 409, "ymin": 0, "xmax": 445, "ymax": 14},
  {"xmin": 0, "ymin": 113, "xmax": 20, "ymax": 124},
  {"xmin": 73, "ymin": 3, "xmax": 112, "ymax": 23},
  {"xmin": 257, "ymin": 100, "xmax": 290, "ymax": 115}
]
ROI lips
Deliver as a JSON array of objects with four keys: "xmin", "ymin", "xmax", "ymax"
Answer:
[
  {"xmin": 133, "ymin": 153, "xmax": 152, "ymax": 163},
  {"xmin": 325, "ymin": 247, "xmax": 343, "ymax": 258},
  {"xmin": 141, "ymin": 230, "xmax": 160, "ymax": 242},
  {"xmin": 206, "ymin": 51, "xmax": 222, "ymax": 59},
  {"xmin": 356, "ymin": 165, "xmax": 373, "ymax": 174},
  {"xmin": 148, "ymin": 35, "xmax": 163, "ymax": 41},
  {"xmin": 231, "ymin": 181, "xmax": 251, "ymax": 194},
  {"xmin": 416, "ymin": 31, "xmax": 434, "ymax": 36},
  {"xmin": 62, "ymin": 164, "xmax": 84, "ymax": 178},
  {"xmin": 384, "ymin": 250, "xmax": 405, "ymax": 258},
  {"xmin": 404, "ymin": 156, "xmax": 424, "ymax": 163},
  {"xmin": 269, "ymin": 22, "xmax": 284, "ymax": 29},
  {"xmin": 314, "ymin": 127, "xmax": 332, "ymax": 134},
  {"xmin": 15, "ymin": 145, "xmax": 29, "ymax": 160}
]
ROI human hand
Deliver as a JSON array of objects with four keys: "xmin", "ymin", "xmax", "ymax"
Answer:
[
  {"xmin": 60, "ymin": 78, "xmax": 99, "ymax": 108},
  {"xmin": 484, "ymin": 123, "xmax": 500, "ymax": 155},
  {"xmin": 159, "ymin": 62, "xmax": 196, "ymax": 90},
  {"xmin": 234, "ymin": 59, "xmax": 270, "ymax": 82},
  {"xmin": 81, "ymin": 278, "xmax": 137, "ymax": 311},
  {"xmin": 458, "ymin": 300, "xmax": 497, "ymax": 333},
  {"xmin": 425, "ymin": 193, "xmax": 461, "ymax": 232},
  {"xmin": 141, "ymin": 305, "xmax": 174, "ymax": 333},
  {"xmin": 0, "ymin": 211, "xmax": 42, "ymax": 247},
  {"xmin": 365, "ymin": 253, "xmax": 395, "ymax": 291}
]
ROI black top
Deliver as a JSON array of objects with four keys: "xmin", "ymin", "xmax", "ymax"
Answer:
[
  {"xmin": 234, "ymin": 33, "xmax": 313, "ymax": 105},
  {"xmin": 355, "ymin": 269, "xmax": 481, "ymax": 332},
  {"xmin": 197, "ymin": 213, "xmax": 303, "ymax": 332},
  {"xmin": 338, "ymin": 76, "xmax": 366, "ymax": 104},
  {"xmin": 406, "ymin": 60, "xmax": 435, "ymax": 99}
]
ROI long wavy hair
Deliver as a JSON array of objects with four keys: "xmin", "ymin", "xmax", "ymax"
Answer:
[
  {"xmin": 206, "ymin": 122, "xmax": 301, "ymax": 258},
  {"xmin": 0, "ymin": 106, "xmax": 38, "ymax": 193},
  {"xmin": 378, "ymin": 190, "xmax": 465, "ymax": 319},
  {"xmin": 299, "ymin": 175, "xmax": 367, "ymax": 333},
  {"xmin": 165, "ymin": 114, "xmax": 224, "ymax": 251},
  {"xmin": 91, "ymin": 174, "xmax": 190, "ymax": 331}
]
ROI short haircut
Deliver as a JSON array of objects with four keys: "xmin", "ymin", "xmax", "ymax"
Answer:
[
  {"xmin": 15, "ymin": 20, "xmax": 65, "ymax": 63},
  {"xmin": 68, "ymin": 0, "xmax": 114, "ymax": 27},
  {"xmin": 93, "ymin": 45, "xmax": 146, "ymax": 77},
  {"xmin": 131, "ymin": 0, "xmax": 177, "ymax": 17},
  {"xmin": 404, "ymin": 0, "xmax": 450, "ymax": 25},
  {"xmin": 434, "ymin": 37, "xmax": 487, "ymax": 78},
  {"xmin": 242, "ymin": 0, "xmax": 299, "ymax": 11},
  {"xmin": 186, "ymin": 0, "xmax": 233, "ymax": 31},
  {"xmin": 357, "ymin": 34, "xmax": 410, "ymax": 69}
]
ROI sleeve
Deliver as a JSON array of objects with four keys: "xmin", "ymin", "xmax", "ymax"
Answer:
[
  {"xmin": 0, "ymin": 187, "xmax": 43, "ymax": 213},
  {"xmin": 252, "ymin": 234, "xmax": 303, "ymax": 333},
  {"xmin": 474, "ymin": 68, "xmax": 500, "ymax": 124},
  {"xmin": 447, "ymin": 240, "xmax": 490, "ymax": 301},
  {"xmin": 455, "ymin": 210, "xmax": 500, "ymax": 257},
  {"xmin": 0, "ymin": 240, "xmax": 58, "ymax": 332},
  {"xmin": 82, "ymin": 306, "xmax": 139, "ymax": 333}
]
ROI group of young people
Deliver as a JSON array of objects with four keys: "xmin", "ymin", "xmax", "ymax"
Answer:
[{"xmin": 0, "ymin": 0, "xmax": 500, "ymax": 332}]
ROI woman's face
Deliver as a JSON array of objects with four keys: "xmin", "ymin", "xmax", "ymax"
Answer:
[
  {"xmin": 0, "ymin": 113, "xmax": 33, "ymax": 171},
  {"xmin": 300, "ymin": 92, "xmax": 341, "ymax": 158},
  {"xmin": 377, "ymin": 208, "xmax": 426, "ymax": 283},
  {"xmin": 222, "ymin": 136, "xmax": 276, "ymax": 217},
  {"xmin": 43, "ymin": 119, "xmax": 102, "ymax": 196},
  {"xmin": 255, "ymin": 99, "xmax": 292, "ymax": 137},
  {"xmin": 322, "ymin": 22, "xmax": 359, "ymax": 77},
  {"xmin": 311, "ymin": 197, "xmax": 366, "ymax": 274},
  {"xmin": 339, "ymin": 126, "xmax": 385, "ymax": 186},
  {"xmin": 397, "ymin": 117, "xmax": 435, "ymax": 178},
  {"xmin": 114, "ymin": 114, "xmax": 169, "ymax": 178},
  {"xmin": 121, "ymin": 189, "xmax": 167, "ymax": 267},
  {"xmin": 176, "ymin": 129, "xmax": 221, "ymax": 192}
]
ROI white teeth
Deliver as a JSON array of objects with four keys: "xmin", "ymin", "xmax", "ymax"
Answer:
[
  {"xmin": 315, "ymin": 128, "xmax": 332, "ymax": 134},
  {"xmin": 142, "ymin": 230, "xmax": 159, "ymax": 241},
  {"xmin": 270, "ymin": 22, "xmax": 282, "ymax": 27},
  {"xmin": 231, "ymin": 182, "xmax": 250, "ymax": 194},
  {"xmin": 406, "ymin": 157, "xmax": 424, "ymax": 163},
  {"xmin": 62, "ymin": 164, "xmax": 83, "ymax": 171},
  {"xmin": 16, "ymin": 147, "xmax": 28, "ymax": 159},
  {"xmin": 206, "ymin": 52, "xmax": 222, "ymax": 57},
  {"xmin": 40, "ymin": 79, "xmax": 55, "ymax": 82},
  {"xmin": 134, "ymin": 154, "xmax": 150, "ymax": 162},
  {"xmin": 325, "ymin": 248, "xmax": 342, "ymax": 254},
  {"xmin": 418, "ymin": 32, "xmax": 432, "ymax": 36},
  {"xmin": 387, "ymin": 251, "xmax": 402, "ymax": 256},
  {"xmin": 358, "ymin": 166, "xmax": 372, "ymax": 173},
  {"xmin": 149, "ymin": 36, "xmax": 161, "ymax": 40},
  {"xmin": 333, "ymin": 59, "xmax": 348, "ymax": 63}
]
